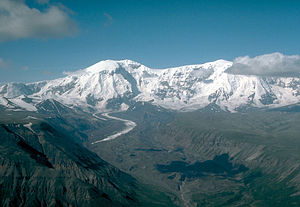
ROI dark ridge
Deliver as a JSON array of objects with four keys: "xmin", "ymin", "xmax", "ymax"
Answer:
[
  {"xmin": 125, "ymin": 195, "xmax": 135, "ymax": 201},
  {"xmin": 101, "ymin": 193, "xmax": 112, "ymax": 201},
  {"xmin": 115, "ymin": 66, "xmax": 140, "ymax": 96},
  {"xmin": 108, "ymin": 180, "xmax": 121, "ymax": 191},
  {"xmin": 1, "ymin": 124, "xmax": 53, "ymax": 168}
]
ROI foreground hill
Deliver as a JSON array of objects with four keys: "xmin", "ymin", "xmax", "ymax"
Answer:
[{"xmin": 0, "ymin": 109, "xmax": 177, "ymax": 207}]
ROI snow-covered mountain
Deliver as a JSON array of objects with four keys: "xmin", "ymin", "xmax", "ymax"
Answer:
[{"xmin": 1, "ymin": 59, "xmax": 300, "ymax": 112}]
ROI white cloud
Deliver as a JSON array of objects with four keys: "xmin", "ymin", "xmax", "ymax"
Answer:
[
  {"xmin": 103, "ymin": 12, "xmax": 113, "ymax": 27},
  {"xmin": 226, "ymin": 53, "xmax": 300, "ymax": 77},
  {"xmin": 0, "ymin": 0, "xmax": 78, "ymax": 42}
]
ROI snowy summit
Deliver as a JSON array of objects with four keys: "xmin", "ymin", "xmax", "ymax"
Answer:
[{"xmin": 1, "ymin": 57, "xmax": 300, "ymax": 113}]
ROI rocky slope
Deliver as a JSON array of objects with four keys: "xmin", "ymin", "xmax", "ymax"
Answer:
[{"xmin": 0, "ymin": 109, "xmax": 177, "ymax": 207}]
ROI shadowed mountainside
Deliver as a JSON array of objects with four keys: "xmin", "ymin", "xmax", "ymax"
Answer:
[{"xmin": 0, "ymin": 109, "xmax": 178, "ymax": 207}]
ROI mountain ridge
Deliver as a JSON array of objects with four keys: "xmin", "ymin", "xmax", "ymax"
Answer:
[{"xmin": 1, "ymin": 59, "xmax": 300, "ymax": 113}]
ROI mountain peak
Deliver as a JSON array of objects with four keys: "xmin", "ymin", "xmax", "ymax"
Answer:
[
  {"xmin": 83, "ymin": 59, "xmax": 144, "ymax": 74},
  {"xmin": 214, "ymin": 59, "xmax": 232, "ymax": 64},
  {"xmin": 85, "ymin": 59, "xmax": 120, "ymax": 73}
]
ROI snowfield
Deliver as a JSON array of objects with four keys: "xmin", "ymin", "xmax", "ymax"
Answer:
[{"xmin": 1, "ymin": 59, "xmax": 300, "ymax": 113}]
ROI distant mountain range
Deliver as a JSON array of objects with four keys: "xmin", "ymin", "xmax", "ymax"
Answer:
[{"xmin": 1, "ymin": 59, "xmax": 300, "ymax": 113}]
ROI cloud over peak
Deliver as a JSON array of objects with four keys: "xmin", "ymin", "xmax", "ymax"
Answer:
[
  {"xmin": 0, "ymin": 0, "xmax": 78, "ymax": 42},
  {"xmin": 226, "ymin": 53, "xmax": 300, "ymax": 77}
]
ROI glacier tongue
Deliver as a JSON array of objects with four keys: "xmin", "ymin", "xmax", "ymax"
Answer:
[{"xmin": 1, "ymin": 59, "xmax": 300, "ymax": 112}]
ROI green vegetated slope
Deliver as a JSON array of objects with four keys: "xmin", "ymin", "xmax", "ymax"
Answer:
[
  {"xmin": 0, "ymin": 108, "xmax": 178, "ymax": 207},
  {"xmin": 89, "ymin": 103, "xmax": 300, "ymax": 207}
]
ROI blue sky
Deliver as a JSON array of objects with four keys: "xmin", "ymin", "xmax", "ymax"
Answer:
[{"xmin": 0, "ymin": 0, "xmax": 300, "ymax": 83}]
